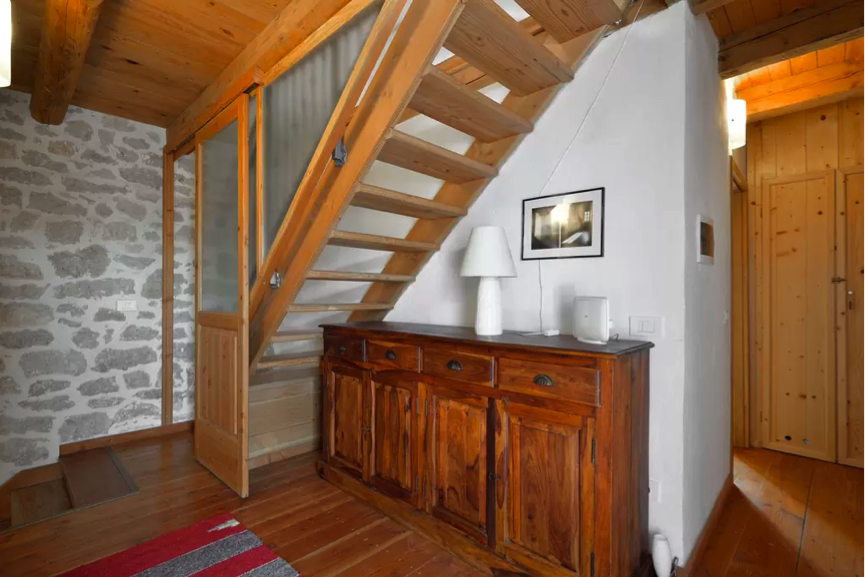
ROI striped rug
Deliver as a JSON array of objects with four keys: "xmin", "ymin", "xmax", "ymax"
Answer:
[{"xmin": 62, "ymin": 513, "xmax": 298, "ymax": 577}]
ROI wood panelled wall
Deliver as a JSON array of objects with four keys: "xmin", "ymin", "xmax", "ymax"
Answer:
[{"xmin": 744, "ymin": 96, "xmax": 863, "ymax": 451}]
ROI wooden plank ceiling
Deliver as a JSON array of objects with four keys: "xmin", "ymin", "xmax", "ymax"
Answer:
[
  {"xmin": 10, "ymin": 0, "xmax": 294, "ymax": 127},
  {"xmin": 734, "ymin": 38, "xmax": 864, "ymax": 121},
  {"xmin": 706, "ymin": 0, "xmax": 823, "ymax": 39}
]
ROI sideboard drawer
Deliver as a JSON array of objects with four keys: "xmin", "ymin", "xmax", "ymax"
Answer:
[
  {"xmin": 423, "ymin": 348, "xmax": 493, "ymax": 386},
  {"xmin": 367, "ymin": 339, "xmax": 420, "ymax": 372},
  {"xmin": 325, "ymin": 336, "xmax": 365, "ymax": 363},
  {"xmin": 498, "ymin": 357, "xmax": 600, "ymax": 406}
]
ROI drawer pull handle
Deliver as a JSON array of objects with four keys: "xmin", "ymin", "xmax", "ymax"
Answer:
[
  {"xmin": 533, "ymin": 374, "xmax": 554, "ymax": 387},
  {"xmin": 385, "ymin": 350, "xmax": 397, "ymax": 360},
  {"xmin": 337, "ymin": 345, "xmax": 347, "ymax": 354},
  {"xmin": 446, "ymin": 360, "xmax": 463, "ymax": 372}
]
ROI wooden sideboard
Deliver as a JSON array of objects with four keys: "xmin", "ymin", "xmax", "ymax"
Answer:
[{"xmin": 317, "ymin": 322, "xmax": 653, "ymax": 577}]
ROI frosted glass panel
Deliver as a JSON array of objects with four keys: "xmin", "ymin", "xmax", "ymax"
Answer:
[
  {"xmin": 249, "ymin": 95, "xmax": 258, "ymax": 287},
  {"xmin": 262, "ymin": 7, "xmax": 379, "ymax": 254},
  {"xmin": 201, "ymin": 119, "xmax": 239, "ymax": 313}
]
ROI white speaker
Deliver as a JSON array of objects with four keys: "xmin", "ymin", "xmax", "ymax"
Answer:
[{"xmin": 573, "ymin": 297, "xmax": 610, "ymax": 344}]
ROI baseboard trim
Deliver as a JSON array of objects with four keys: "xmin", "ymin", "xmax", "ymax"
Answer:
[
  {"xmin": 59, "ymin": 421, "xmax": 193, "ymax": 456},
  {"xmin": 679, "ymin": 472, "xmax": 734, "ymax": 576}
]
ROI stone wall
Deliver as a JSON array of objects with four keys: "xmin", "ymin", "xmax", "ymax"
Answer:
[{"xmin": 0, "ymin": 90, "xmax": 195, "ymax": 483}]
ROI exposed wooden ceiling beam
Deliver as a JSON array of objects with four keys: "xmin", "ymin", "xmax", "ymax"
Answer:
[
  {"xmin": 164, "ymin": 0, "xmax": 354, "ymax": 152},
  {"xmin": 689, "ymin": 0, "xmax": 736, "ymax": 15},
  {"xmin": 718, "ymin": 0, "xmax": 863, "ymax": 79},
  {"xmin": 742, "ymin": 66, "xmax": 863, "ymax": 122},
  {"xmin": 30, "ymin": 0, "xmax": 104, "ymax": 125}
]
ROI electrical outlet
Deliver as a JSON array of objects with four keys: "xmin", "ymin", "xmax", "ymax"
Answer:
[
  {"xmin": 116, "ymin": 300, "xmax": 138, "ymax": 312},
  {"xmin": 649, "ymin": 479, "xmax": 661, "ymax": 503}
]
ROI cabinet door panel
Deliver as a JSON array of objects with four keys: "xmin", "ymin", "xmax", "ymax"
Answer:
[
  {"xmin": 428, "ymin": 385, "xmax": 489, "ymax": 543},
  {"xmin": 371, "ymin": 374, "xmax": 418, "ymax": 504},
  {"xmin": 496, "ymin": 401, "xmax": 594, "ymax": 575},
  {"xmin": 327, "ymin": 363, "xmax": 365, "ymax": 478}
]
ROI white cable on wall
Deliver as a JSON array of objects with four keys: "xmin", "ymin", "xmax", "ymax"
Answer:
[{"xmin": 533, "ymin": 0, "xmax": 644, "ymax": 332}]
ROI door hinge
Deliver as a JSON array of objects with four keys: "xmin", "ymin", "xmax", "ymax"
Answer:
[
  {"xmin": 332, "ymin": 136, "xmax": 348, "ymax": 167},
  {"xmin": 831, "ymin": 276, "xmax": 846, "ymax": 284},
  {"xmin": 415, "ymin": 476, "xmax": 418, "ymax": 492},
  {"xmin": 415, "ymin": 397, "xmax": 419, "ymax": 414},
  {"xmin": 425, "ymin": 399, "xmax": 428, "ymax": 416},
  {"xmin": 424, "ymin": 480, "xmax": 428, "ymax": 501},
  {"xmin": 590, "ymin": 552, "xmax": 595, "ymax": 577},
  {"xmin": 591, "ymin": 439, "xmax": 596, "ymax": 465}
]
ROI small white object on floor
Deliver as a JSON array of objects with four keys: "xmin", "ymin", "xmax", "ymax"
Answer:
[
  {"xmin": 652, "ymin": 534, "xmax": 673, "ymax": 577},
  {"xmin": 543, "ymin": 329, "xmax": 560, "ymax": 337}
]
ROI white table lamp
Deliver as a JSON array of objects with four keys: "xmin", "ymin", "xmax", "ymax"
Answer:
[{"xmin": 460, "ymin": 226, "xmax": 516, "ymax": 336}]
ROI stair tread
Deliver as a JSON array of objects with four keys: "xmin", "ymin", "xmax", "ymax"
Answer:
[
  {"xmin": 59, "ymin": 448, "xmax": 136, "ymax": 509},
  {"xmin": 328, "ymin": 230, "xmax": 439, "ymax": 253},
  {"xmin": 251, "ymin": 365, "xmax": 320, "ymax": 385},
  {"xmin": 249, "ymin": 435, "xmax": 321, "ymax": 459},
  {"xmin": 307, "ymin": 270, "xmax": 416, "ymax": 283},
  {"xmin": 257, "ymin": 353, "xmax": 322, "ymax": 370},
  {"xmin": 377, "ymin": 130, "xmax": 498, "ymax": 183},
  {"xmin": 445, "ymin": 0, "xmax": 574, "ymax": 96},
  {"xmin": 288, "ymin": 303, "xmax": 394, "ymax": 313},
  {"xmin": 513, "ymin": 0, "xmax": 624, "ymax": 43},
  {"xmin": 410, "ymin": 66, "xmax": 534, "ymax": 142},
  {"xmin": 270, "ymin": 330, "xmax": 322, "ymax": 343},
  {"xmin": 352, "ymin": 183, "xmax": 467, "ymax": 219}
]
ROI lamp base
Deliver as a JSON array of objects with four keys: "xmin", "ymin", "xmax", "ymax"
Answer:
[{"xmin": 475, "ymin": 277, "xmax": 502, "ymax": 336}]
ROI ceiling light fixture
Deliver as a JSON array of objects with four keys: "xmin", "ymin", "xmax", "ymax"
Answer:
[{"xmin": 0, "ymin": 0, "xmax": 10, "ymax": 88}]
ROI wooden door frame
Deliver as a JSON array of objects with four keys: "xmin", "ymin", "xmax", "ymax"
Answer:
[
  {"xmin": 193, "ymin": 94, "xmax": 251, "ymax": 497},
  {"xmin": 758, "ymin": 169, "xmax": 838, "ymax": 461},
  {"xmin": 835, "ymin": 166, "xmax": 864, "ymax": 468},
  {"xmin": 731, "ymin": 158, "xmax": 750, "ymax": 449}
]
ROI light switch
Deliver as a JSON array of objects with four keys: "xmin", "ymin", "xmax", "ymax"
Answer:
[
  {"xmin": 116, "ymin": 300, "xmax": 138, "ymax": 312},
  {"xmin": 630, "ymin": 316, "xmax": 663, "ymax": 338}
]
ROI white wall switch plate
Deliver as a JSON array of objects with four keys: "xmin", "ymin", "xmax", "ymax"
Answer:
[
  {"xmin": 649, "ymin": 479, "xmax": 661, "ymax": 503},
  {"xmin": 629, "ymin": 316, "xmax": 663, "ymax": 338},
  {"xmin": 116, "ymin": 300, "xmax": 138, "ymax": 312}
]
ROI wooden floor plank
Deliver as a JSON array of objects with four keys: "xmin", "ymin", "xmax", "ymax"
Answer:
[
  {"xmin": 293, "ymin": 518, "xmax": 409, "ymax": 576},
  {"xmin": 796, "ymin": 461, "xmax": 864, "ymax": 576},
  {"xmin": 0, "ymin": 432, "xmax": 474, "ymax": 577},
  {"xmin": 338, "ymin": 531, "xmax": 445, "ymax": 577}
]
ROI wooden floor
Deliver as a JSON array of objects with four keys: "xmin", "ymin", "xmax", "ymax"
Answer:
[
  {"xmin": 0, "ymin": 432, "xmax": 481, "ymax": 577},
  {"xmin": 691, "ymin": 448, "xmax": 864, "ymax": 577}
]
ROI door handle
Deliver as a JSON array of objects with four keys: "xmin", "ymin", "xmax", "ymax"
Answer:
[
  {"xmin": 337, "ymin": 344, "xmax": 347, "ymax": 354},
  {"xmin": 533, "ymin": 374, "xmax": 554, "ymax": 386},
  {"xmin": 385, "ymin": 350, "xmax": 396, "ymax": 360},
  {"xmin": 446, "ymin": 360, "xmax": 463, "ymax": 371}
]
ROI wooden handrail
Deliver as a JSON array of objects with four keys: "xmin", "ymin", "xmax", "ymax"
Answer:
[
  {"xmin": 248, "ymin": 0, "xmax": 407, "ymax": 322},
  {"xmin": 248, "ymin": 0, "xmax": 466, "ymax": 366}
]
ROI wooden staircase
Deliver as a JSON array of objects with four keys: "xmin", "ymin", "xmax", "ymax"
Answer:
[{"xmin": 247, "ymin": 0, "xmax": 635, "ymax": 398}]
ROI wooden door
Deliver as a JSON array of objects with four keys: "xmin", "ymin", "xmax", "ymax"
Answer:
[
  {"xmin": 837, "ymin": 169, "xmax": 864, "ymax": 468},
  {"xmin": 761, "ymin": 171, "xmax": 837, "ymax": 462},
  {"xmin": 494, "ymin": 400, "xmax": 594, "ymax": 576},
  {"xmin": 194, "ymin": 95, "xmax": 251, "ymax": 497},
  {"xmin": 369, "ymin": 372, "xmax": 420, "ymax": 505},
  {"xmin": 426, "ymin": 384, "xmax": 490, "ymax": 544},
  {"xmin": 325, "ymin": 362, "xmax": 366, "ymax": 478}
]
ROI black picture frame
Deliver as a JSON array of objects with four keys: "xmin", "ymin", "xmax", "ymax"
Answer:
[{"xmin": 521, "ymin": 187, "xmax": 605, "ymax": 261}]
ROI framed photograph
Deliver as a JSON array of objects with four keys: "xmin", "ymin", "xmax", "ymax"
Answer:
[
  {"xmin": 521, "ymin": 188, "xmax": 604, "ymax": 260},
  {"xmin": 697, "ymin": 214, "xmax": 714, "ymax": 265}
]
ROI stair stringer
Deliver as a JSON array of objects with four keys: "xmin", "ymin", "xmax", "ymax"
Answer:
[
  {"xmin": 249, "ymin": 0, "xmax": 466, "ymax": 366},
  {"xmin": 346, "ymin": 26, "xmax": 611, "ymax": 322}
]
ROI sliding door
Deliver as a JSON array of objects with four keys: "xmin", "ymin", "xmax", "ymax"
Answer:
[{"xmin": 194, "ymin": 95, "xmax": 251, "ymax": 497}]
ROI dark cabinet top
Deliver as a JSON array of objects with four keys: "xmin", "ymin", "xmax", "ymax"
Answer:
[{"xmin": 321, "ymin": 321, "xmax": 653, "ymax": 357}]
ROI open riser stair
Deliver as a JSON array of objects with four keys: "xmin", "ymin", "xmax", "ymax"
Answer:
[{"xmin": 245, "ymin": 0, "xmax": 633, "ymax": 469}]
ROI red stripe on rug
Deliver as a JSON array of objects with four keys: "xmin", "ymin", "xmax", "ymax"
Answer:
[
  {"xmin": 62, "ymin": 513, "xmax": 245, "ymax": 577},
  {"xmin": 192, "ymin": 545, "xmax": 279, "ymax": 577}
]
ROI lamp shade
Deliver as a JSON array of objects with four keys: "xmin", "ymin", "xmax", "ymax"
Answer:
[
  {"xmin": 0, "ymin": 0, "xmax": 10, "ymax": 88},
  {"xmin": 460, "ymin": 226, "xmax": 516, "ymax": 278}
]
